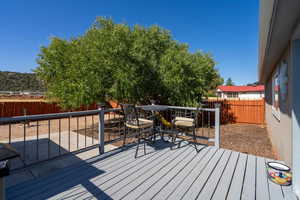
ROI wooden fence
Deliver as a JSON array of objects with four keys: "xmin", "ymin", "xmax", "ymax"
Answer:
[
  {"xmin": 203, "ymin": 99, "xmax": 265, "ymax": 125},
  {"xmin": 0, "ymin": 99, "xmax": 265, "ymax": 125},
  {"xmin": 0, "ymin": 102, "xmax": 98, "ymax": 118}
]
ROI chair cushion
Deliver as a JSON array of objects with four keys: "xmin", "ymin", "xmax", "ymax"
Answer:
[
  {"xmin": 174, "ymin": 117, "xmax": 194, "ymax": 127},
  {"xmin": 125, "ymin": 118, "xmax": 153, "ymax": 129}
]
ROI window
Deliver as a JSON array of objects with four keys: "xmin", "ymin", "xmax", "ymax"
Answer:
[
  {"xmin": 227, "ymin": 92, "xmax": 238, "ymax": 98},
  {"xmin": 279, "ymin": 61, "xmax": 288, "ymax": 103},
  {"xmin": 271, "ymin": 60, "xmax": 288, "ymax": 120},
  {"xmin": 272, "ymin": 67, "xmax": 280, "ymax": 120}
]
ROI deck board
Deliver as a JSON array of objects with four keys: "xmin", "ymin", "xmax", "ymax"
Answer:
[
  {"xmin": 256, "ymin": 156, "xmax": 270, "ymax": 200},
  {"xmin": 210, "ymin": 151, "xmax": 239, "ymax": 200},
  {"xmin": 62, "ymin": 143, "xmax": 190, "ymax": 200},
  {"xmin": 7, "ymin": 141, "xmax": 291, "ymax": 200},
  {"xmin": 13, "ymin": 144, "xmax": 171, "ymax": 200},
  {"xmin": 145, "ymin": 147, "xmax": 211, "ymax": 200},
  {"xmin": 241, "ymin": 154, "xmax": 257, "ymax": 200},
  {"xmin": 108, "ymin": 146, "xmax": 193, "ymax": 200},
  {"xmin": 52, "ymin": 143, "xmax": 182, "ymax": 200},
  {"xmin": 181, "ymin": 149, "xmax": 225, "ymax": 200},
  {"xmin": 166, "ymin": 147, "xmax": 218, "ymax": 200},
  {"xmin": 123, "ymin": 146, "xmax": 203, "ymax": 200},
  {"xmin": 7, "ymin": 145, "xmax": 137, "ymax": 194},
  {"xmin": 196, "ymin": 150, "xmax": 232, "ymax": 200},
  {"xmin": 226, "ymin": 153, "xmax": 248, "ymax": 199}
]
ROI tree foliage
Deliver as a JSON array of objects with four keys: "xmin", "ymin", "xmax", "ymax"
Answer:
[
  {"xmin": 247, "ymin": 81, "xmax": 258, "ymax": 86},
  {"xmin": 225, "ymin": 78, "xmax": 235, "ymax": 86},
  {"xmin": 36, "ymin": 17, "xmax": 223, "ymax": 109}
]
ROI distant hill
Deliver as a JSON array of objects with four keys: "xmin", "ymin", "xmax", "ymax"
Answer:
[{"xmin": 0, "ymin": 71, "xmax": 45, "ymax": 92}]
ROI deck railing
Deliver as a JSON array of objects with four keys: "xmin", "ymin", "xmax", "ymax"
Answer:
[{"xmin": 0, "ymin": 104, "xmax": 220, "ymax": 170}]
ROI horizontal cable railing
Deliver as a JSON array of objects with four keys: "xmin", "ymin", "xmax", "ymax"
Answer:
[
  {"xmin": 0, "ymin": 104, "xmax": 220, "ymax": 170},
  {"xmin": 143, "ymin": 105, "xmax": 220, "ymax": 147},
  {"xmin": 97, "ymin": 105, "xmax": 220, "ymax": 153},
  {"xmin": 0, "ymin": 110, "xmax": 102, "ymax": 170}
]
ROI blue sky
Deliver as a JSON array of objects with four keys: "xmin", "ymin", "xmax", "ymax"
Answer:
[{"xmin": 0, "ymin": 0, "xmax": 259, "ymax": 85}]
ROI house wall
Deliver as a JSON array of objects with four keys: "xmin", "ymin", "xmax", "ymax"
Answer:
[
  {"xmin": 260, "ymin": 1, "xmax": 300, "ymax": 195},
  {"xmin": 222, "ymin": 92, "xmax": 238, "ymax": 99},
  {"xmin": 264, "ymin": 48, "xmax": 293, "ymax": 166},
  {"xmin": 218, "ymin": 92, "xmax": 264, "ymax": 99},
  {"xmin": 238, "ymin": 92, "xmax": 264, "ymax": 99},
  {"xmin": 291, "ymin": 24, "xmax": 300, "ymax": 196}
]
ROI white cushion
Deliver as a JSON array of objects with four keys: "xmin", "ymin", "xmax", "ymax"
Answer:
[
  {"xmin": 125, "ymin": 118, "xmax": 153, "ymax": 129},
  {"xmin": 174, "ymin": 117, "xmax": 194, "ymax": 127}
]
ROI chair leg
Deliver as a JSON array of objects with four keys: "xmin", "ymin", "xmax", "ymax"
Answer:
[
  {"xmin": 171, "ymin": 129, "xmax": 179, "ymax": 150},
  {"xmin": 123, "ymin": 126, "xmax": 127, "ymax": 147},
  {"xmin": 175, "ymin": 131, "xmax": 180, "ymax": 143},
  {"xmin": 192, "ymin": 129, "xmax": 198, "ymax": 152},
  {"xmin": 171, "ymin": 127, "xmax": 176, "ymax": 143},
  {"xmin": 144, "ymin": 140, "xmax": 146, "ymax": 155},
  {"xmin": 161, "ymin": 131, "xmax": 164, "ymax": 141},
  {"xmin": 135, "ymin": 129, "xmax": 142, "ymax": 158},
  {"xmin": 135, "ymin": 139, "xmax": 140, "ymax": 158},
  {"xmin": 153, "ymin": 128, "xmax": 157, "ymax": 143}
]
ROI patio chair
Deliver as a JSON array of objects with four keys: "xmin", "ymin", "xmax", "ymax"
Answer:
[
  {"xmin": 171, "ymin": 105, "xmax": 201, "ymax": 151},
  {"xmin": 120, "ymin": 104, "xmax": 154, "ymax": 158}
]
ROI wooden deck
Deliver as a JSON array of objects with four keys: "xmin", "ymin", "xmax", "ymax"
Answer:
[{"xmin": 7, "ymin": 141, "xmax": 293, "ymax": 200}]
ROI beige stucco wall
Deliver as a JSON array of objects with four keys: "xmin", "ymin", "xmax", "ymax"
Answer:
[{"xmin": 265, "ymin": 48, "xmax": 292, "ymax": 166}]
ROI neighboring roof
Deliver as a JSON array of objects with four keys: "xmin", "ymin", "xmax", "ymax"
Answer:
[
  {"xmin": 217, "ymin": 85, "xmax": 265, "ymax": 92},
  {"xmin": 258, "ymin": 0, "xmax": 300, "ymax": 83}
]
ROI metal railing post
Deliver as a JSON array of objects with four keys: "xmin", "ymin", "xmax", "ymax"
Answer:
[
  {"xmin": 214, "ymin": 103, "xmax": 221, "ymax": 148},
  {"xmin": 98, "ymin": 109, "xmax": 105, "ymax": 154}
]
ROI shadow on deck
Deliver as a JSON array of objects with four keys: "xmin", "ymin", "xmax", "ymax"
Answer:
[{"xmin": 6, "ymin": 139, "xmax": 293, "ymax": 200}]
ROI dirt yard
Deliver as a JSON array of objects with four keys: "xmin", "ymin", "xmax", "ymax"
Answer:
[{"xmin": 219, "ymin": 123, "xmax": 276, "ymax": 159}]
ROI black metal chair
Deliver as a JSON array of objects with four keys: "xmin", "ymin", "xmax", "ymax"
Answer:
[
  {"xmin": 121, "ymin": 104, "xmax": 154, "ymax": 158},
  {"xmin": 171, "ymin": 105, "xmax": 201, "ymax": 151}
]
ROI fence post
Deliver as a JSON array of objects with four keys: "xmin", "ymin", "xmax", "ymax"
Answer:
[
  {"xmin": 98, "ymin": 109, "xmax": 105, "ymax": 154},
  {"xmin": 214, "ymin": 103, "xmax": 221, "ymax": 148}
]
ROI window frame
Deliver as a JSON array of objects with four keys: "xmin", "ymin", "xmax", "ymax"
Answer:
[
  {"xmin": 272, "ymin": 66, "xmax": 280, "ymax": 121},
  {"xmin": 227, "ymin": 92, "xmax": 238, "ymax": 98}
]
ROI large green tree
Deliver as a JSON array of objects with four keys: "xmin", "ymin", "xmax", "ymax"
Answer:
[
  {"xmin": 36, "ymin": 17, "xmax": 223, "ymax": 109},
  {"xmin": 225, "ymin": 78, "xmax": 235, "ymax": 86}
]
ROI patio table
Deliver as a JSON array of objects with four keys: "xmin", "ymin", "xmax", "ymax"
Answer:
[
  {"xmin": 140, "ymin": 105, "xmax": 169, "ymax": 112},
  {"xmin": 140, "ymin": 105, "xmax": 171, "ymax": 142}
]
